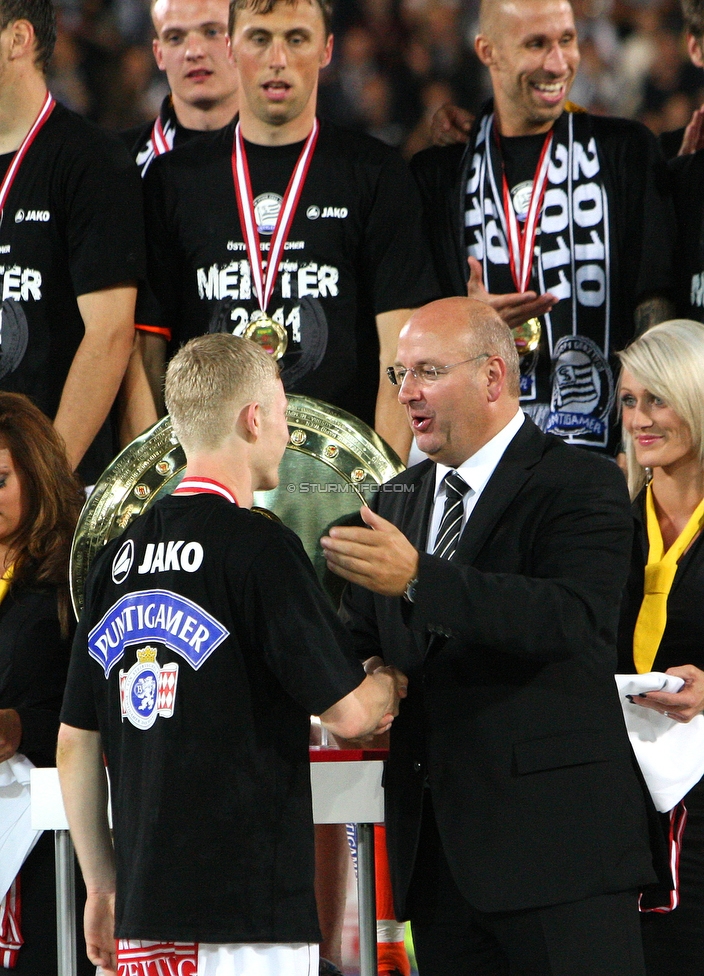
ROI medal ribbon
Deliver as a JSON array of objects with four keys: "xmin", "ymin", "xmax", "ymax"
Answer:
[
  {"xmin": 173, "ymin": 476, "xmax": 238, "ymax": 505},
  {"xmin": 500, "ymin": 130, "xmax": 553, "ymax": 293},
  {"xmin": 150, "ymin": 114, "xmax": 173, "ymax": 156},
  {"xmin": 232, "ymin": 118, "xmax": 319, "ymax": 316},
  {"xmin": 0, "ymin": 91, "xmax": 55, "ymax": 216}
]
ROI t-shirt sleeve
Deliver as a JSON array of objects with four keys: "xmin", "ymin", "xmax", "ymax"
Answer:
[
  {"xmin": 137, "ymin": 157, "xmax": 182, "ymax": 340},
  {"xmin": 361, "ymin": 149, "xmax": 440, "ymax": 315},
  {"xmin": 62, "ymin": 133, "xmax": 146, "ymax": 298},
  {"xmin": 60, "ymin": 588, "xmax": 100, "ymax": 732},
  {"xmin": 242, "ymin": 527, "xmax": 365, "ymax": 717}
]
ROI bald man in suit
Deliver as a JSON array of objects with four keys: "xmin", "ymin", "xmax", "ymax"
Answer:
[{"xmin": 322, "ymin": 297, "xmax": 658, "ymax": 976}]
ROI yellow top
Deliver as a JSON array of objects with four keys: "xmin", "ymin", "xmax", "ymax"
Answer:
[{"xmin": 633, "ymin": 485, "xmax": 704, "ymax": 673}]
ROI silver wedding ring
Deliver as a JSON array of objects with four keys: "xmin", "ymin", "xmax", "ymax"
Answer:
[{"xmin": 664, "ymin": 711, "xmax": 670, "ymax": 718}]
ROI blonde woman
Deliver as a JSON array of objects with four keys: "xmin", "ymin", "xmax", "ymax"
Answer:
[{"xmin": 617, "ymin": 319, "xmax": 704, "ymax": 975}]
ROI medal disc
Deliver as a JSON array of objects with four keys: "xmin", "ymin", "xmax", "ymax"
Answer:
[
  {"xmin": 512, "ymin": 317, "xmax": 542, "ymax": 356},
  {"xmin": 244, "ymin": 313, "xmax": 289, "ymax": 360}
]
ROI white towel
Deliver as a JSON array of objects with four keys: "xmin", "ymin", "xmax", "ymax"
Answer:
[
  {"xmin": 615, "ymin": 672, "xmax": 704, "ymax": 812},
  {"xmin": 0, "ymin": 755, "xmax": 42, "ymax": 901}
]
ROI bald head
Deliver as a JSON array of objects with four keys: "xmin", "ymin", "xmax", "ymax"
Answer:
[
  {"xmin": 395, "ymin": 299, "xmax": 521, "ymax": 467},
  {"xmin": 402, "ymin": 298, "xmax": 521, "ymax": 399},
  {"xmin": 479, "ymin": 0, "xmax": 573, "ymax": 37}
]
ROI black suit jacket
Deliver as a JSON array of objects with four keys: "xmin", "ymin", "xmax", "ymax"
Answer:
[{"xmin": 341, "ymin": 419, "xmax": 657, "ymax": 917}]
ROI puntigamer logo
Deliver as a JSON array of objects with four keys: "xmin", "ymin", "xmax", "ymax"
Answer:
[{"xmin": 88, "ymin": 589, "xmax": 230, "ymax": 676}]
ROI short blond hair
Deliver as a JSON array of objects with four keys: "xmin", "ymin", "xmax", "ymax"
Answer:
[
  {"xmin": 617, "ymin": 319, "xmax": 704, "ymax": 497},
  {"xmin": 165, "ymin": 334, "xmax": 280, "ymax": 452}
]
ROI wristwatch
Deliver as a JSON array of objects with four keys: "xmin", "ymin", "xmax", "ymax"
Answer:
[{"xmin": 403, "ymin": 576, "xmax": 419, "ymax": 603}]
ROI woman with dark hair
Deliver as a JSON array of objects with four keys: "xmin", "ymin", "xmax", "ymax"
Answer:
[
  {"xmin": 0, "ymin": 392, "xmax": 90, "ymax": 973},
  {"xmin": 617, "ymin": 319, "xmax": 704, "ymax": 975}
]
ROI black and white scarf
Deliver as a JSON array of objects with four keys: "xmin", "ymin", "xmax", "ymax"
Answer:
[
  {"xmin": 135, "ymin": 96, "xmax": 178, "ymax": 178},
  {"xmin": 464, "ymin": 104, "xmax": 615, "ymax": 450}
]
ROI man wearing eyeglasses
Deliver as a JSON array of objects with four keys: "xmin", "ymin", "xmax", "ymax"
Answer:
[{"xmin": 321, "ymin": 296, "xmax": 660, "ymax": 976}]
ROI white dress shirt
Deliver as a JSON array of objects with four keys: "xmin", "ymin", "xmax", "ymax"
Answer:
[{"xmin": 426, "ymin": 409, "xmax": 525, "ymax": 553}]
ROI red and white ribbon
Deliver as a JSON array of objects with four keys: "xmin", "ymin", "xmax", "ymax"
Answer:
[
  {"xmin": 150, "ymin": 114, "xmax": 174, "ymax": 157},
  {"xmin": 173, "ymin": 476, "xmax": 238, "ymax": 505},
  {"xmin": 0, "ymin": 91, "xmax": 55, "ymax": 216},
  {"xmin": 232, "ymin": 119, "xmax": 319, "ymax": 316},
  {"xmin": 501, "ymin": 131, "xmax": 553, "ymax": 293}
]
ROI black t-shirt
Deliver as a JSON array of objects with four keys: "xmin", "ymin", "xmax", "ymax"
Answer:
[
  {"xmin": 500, "ymin": 133, "xmax": 545, "ymax": 222},
  {"xmin": 61, "ymin": 493, "xmax": 365, "ymax": 943},
  {"xmin": 0, "ymin": 101, "xmax": 145, "ymax": 483},
  {"xmin": 669, "ymin": 148, "xmax": 704, "ymax": 321},
  {"xmin": 121, "ymin": 94, "xmax": 211, "ymax": 177},
  {"xmin": 138, "ymin": 118, "xmax": 439, "ymax": 427}
]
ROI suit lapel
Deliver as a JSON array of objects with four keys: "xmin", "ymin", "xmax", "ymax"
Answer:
[
  {"xmin": 399, "ymin": 462, "xmax": 436, "ymax": 659},
  {"xmin": 454, "ymin": 419, "xmax": 546, "ymax": 565},
  {"xmin": 397, "ymin": 460, "xmax": 435, "ymax": 548}
]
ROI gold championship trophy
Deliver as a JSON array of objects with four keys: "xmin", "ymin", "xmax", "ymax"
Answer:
[{"xmin": 70, "ymin": 396, "xmax": 405, "ymax": 615}]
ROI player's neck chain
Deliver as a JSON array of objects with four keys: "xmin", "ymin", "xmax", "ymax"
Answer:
[
  {"xmin": 0, "ymin": 91, "xmax": 55, "ymax": 223},
  {"xmin": 172, "ymin": 477, "xmax": 238, "ymax": 505}
]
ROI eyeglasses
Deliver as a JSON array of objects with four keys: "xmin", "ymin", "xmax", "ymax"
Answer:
[{"xmin": 386, "ymin": 355, "xmax": 489, "ymax": 387}]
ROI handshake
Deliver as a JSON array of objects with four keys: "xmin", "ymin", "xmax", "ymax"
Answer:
[{"xmin": 317, "ymin": 656, "xmax": 408, "ymax": 744}]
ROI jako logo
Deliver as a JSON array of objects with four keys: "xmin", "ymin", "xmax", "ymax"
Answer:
[
  {"xmin": 307, "ymin": 206, "xmax": 348, "ymax": 220},
  {"xmin": 15, "ymin": 209, "xmax": 50, "ymax": 223},
  {"xmin": 112, "ymin": 540, "xmax": 135, "ymax": 584},
  {"xmin": 138, "ymin": 541, "xmax": 204, "ymax": 574}
]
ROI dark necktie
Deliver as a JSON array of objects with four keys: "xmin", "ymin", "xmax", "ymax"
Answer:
[{"xmin": 433, "ymin": 470, "xmax": 470, "ymax": 560}]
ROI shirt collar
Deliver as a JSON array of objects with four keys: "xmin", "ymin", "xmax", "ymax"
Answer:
[{"xmin": 434, "ymin": 408, "xmax": 525, "ymax": 499}]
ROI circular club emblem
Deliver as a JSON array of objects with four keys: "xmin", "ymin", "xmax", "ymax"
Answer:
[
  {"xmin": 14, "ymin": 210, "xmax": 25, "ymax": 224},
  {"xmin": 124, "ymin": 662, "xmax": 160, "ymax": 730},
  {"xmin": 306, "ymin": 205, "xmax": 321, "ymax": 220},
  {"xmin": 549, "ymin": 335, "xmax": 614, "ymax": 437},
  {"xmin": 111, "ymin": 539, "xmax": 134, "ymax": 584},
  {"xmin": 254, "ymin": 193, "xmax": 282, "ymax": 235}
]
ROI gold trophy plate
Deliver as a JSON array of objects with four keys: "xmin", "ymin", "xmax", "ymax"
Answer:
[{"xmin": 70, "ymin": 395, "xmax": 404, "ymax": 616}]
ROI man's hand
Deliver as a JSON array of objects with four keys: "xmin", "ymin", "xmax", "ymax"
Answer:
[
  {"xmin": 84, "ymin": 890, "xmax": 117, "ymax": 974},
  {"xmin": 365, "ymin": 658, "xmax": 408, "ymax": 735},
  {"xmin": 321, "ymin": 506, "xmax": 419, "ymax": 596},
  {"xmin": 467, "ymin": 257, "xmax": 558, "ymax": 330},
  {"xmin": 430, "ymin": 103, "xmax": 473, "ymax": 147},
  {"xmin": 0, "ymin": 709, "xmax": 21, "ymax": 763},
  {"xmin": 631, "ymin": 665, "xmax": 704, "ymax": 724},
  {"xmin": 679, "ymin": 105, "xmax": 704, "ymax": 156},
  {"xmin": 319, "ymin": 666, "xmax": 406, "ymax": 740}
]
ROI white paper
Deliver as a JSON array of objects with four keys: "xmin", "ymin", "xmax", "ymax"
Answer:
[{"xmin": 616, "ymin": 672, "xmax": 704, "ymax": 812}]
